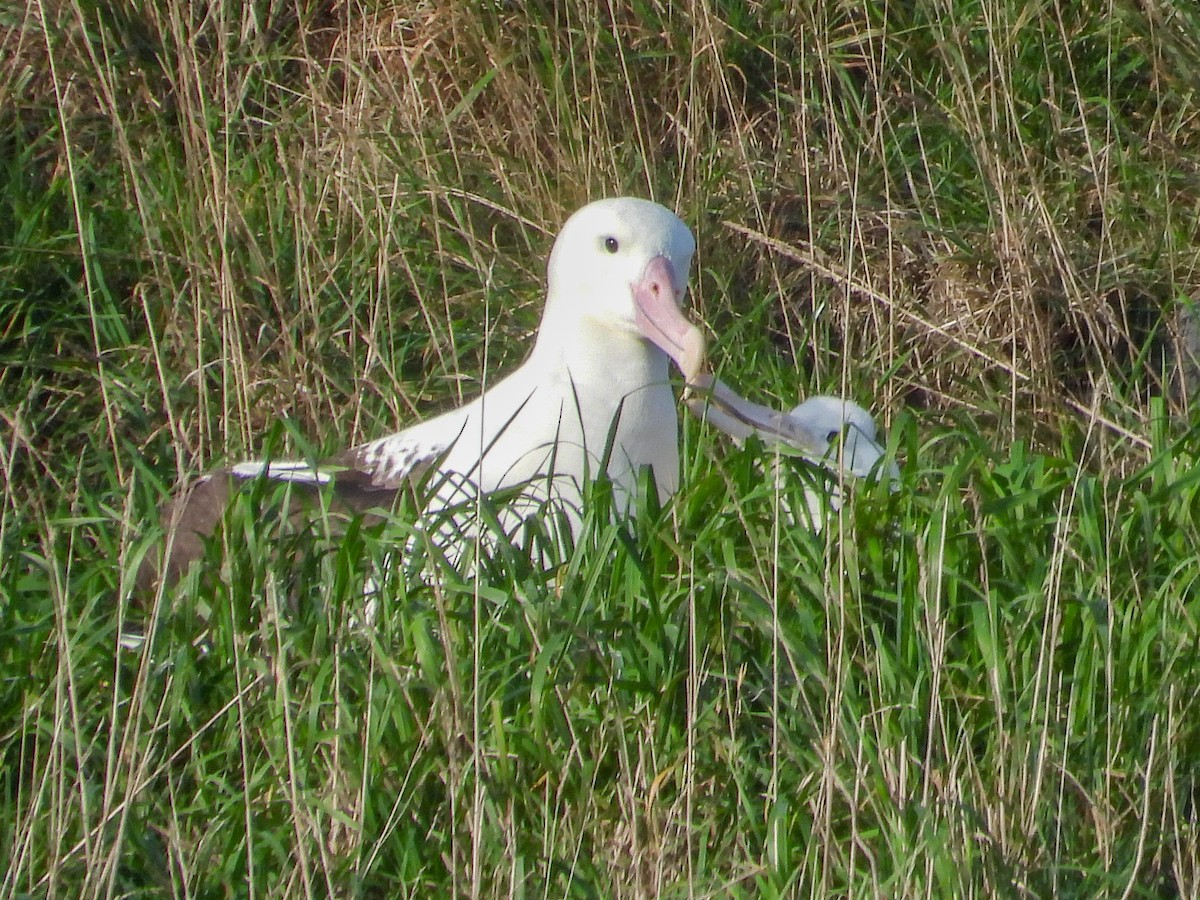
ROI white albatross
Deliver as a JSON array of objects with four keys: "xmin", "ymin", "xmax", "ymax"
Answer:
[
  {"xmin": 139, "ymin": 197, "xmax": 705, "ymax": 588},
  {"xmin": 780, "ymin": 395, "xmax": 898, "ymax": 529},
  {"xmin": 685, "ymin": 376, "xmax": 897, "ymax": 530}
]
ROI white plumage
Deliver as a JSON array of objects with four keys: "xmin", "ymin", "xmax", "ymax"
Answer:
[
  {"xmin": 221, "ymin": 197, "xmax": 704, "ymax": 554},
  {"xmin": 785, "ymin": 395, "xmax": 897, "ymax": 482},
  {"xmin": 779, "ymin": 395, "xmax": 897, "ymax": 529}
]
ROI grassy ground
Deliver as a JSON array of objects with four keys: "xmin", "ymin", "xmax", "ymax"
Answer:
[{"xmin": 3, "ymin": 0, "xmax": 1200, "ymax": 895}]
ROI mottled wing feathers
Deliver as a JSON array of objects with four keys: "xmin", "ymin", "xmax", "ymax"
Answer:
[{"xmin": 335, "ymin": 429, "xmax": 457, "ymax": 491}]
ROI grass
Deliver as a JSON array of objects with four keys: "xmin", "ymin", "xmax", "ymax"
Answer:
[{"xmin": 3, "ymin": 0, "xmax": 1200, "ymax": 895}]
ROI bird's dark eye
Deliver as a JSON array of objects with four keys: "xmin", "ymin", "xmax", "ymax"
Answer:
[
  {"xmin": 604, "ymin": 236, "xmax": 620, "ymax": 254},
  {"xmin": 826, "ymin": 430, "xmax": 840, "ymax": 443}
]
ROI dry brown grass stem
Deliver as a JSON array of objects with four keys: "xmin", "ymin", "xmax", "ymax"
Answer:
[
  {"xmin": 727, "ymin": 221, "xmax": 1158, "ymax": 452},
  {"xmin": 725, "ymin": 220, "xmax": 1035, "ymax": 385}
]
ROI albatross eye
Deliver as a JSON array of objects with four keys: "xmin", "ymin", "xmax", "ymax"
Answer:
[{"xmin": 603, "ymin": 236, "xmax": 620, "ymax": 254}]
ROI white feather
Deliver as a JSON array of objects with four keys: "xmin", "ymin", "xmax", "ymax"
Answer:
[{"xmin": 230, "ymin": 461, "xmax": 332, "ymax": 485}]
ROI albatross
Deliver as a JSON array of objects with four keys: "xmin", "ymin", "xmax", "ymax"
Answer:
[
  {"xmin": 685, "ymin": 376, "xmax": 897, "ymax": 530},
  {"xmin": 140, "ymin": 197, "xmax": 705, "ymax": 588},
  {"xmin": 779, "ymin": 395, "xmax": 898, "ymax": 529}
]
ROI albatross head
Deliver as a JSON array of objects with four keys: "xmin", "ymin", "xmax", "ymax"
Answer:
[
  {"xmin": 788, "ymin": 396, "xmax": 898, "ymax": 481},
  {"xmin": 542, "ymin": 197, "xmax": 705, "ymax": 381}
]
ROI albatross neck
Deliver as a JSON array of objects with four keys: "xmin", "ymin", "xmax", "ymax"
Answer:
[{"xmin": 530, "ymin": 307, "xmax": 672, "ymax": 387}]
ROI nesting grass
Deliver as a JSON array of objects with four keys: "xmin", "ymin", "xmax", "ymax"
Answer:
[{"xmin": 3, "ymin": 0, "xmax": 1200, "ymax": 895}]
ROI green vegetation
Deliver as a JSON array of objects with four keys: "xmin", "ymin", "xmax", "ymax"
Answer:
[{"xmin": 3, "ymin": 0, "xmax": 1200, "ymax": 894}]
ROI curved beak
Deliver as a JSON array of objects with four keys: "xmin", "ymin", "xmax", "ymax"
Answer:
[{"xmin": 632, "ymin": 255, "xmax": 706, "ymax": 382}]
